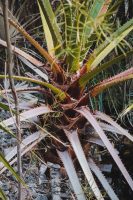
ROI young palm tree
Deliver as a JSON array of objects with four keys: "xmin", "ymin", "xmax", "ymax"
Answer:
[{"xmin": 0, "ymin": 0, "xmax": 133, "ymax": 199}]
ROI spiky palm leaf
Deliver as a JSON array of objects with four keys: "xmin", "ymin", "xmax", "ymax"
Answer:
[{"xmin": 0, "ymin": 0, "xmax": 133, "ymax": 199}]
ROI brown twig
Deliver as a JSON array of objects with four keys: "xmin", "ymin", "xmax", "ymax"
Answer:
[{"xmin": 2, "ymin": 0, "xmax": 22, "ymax": 199}]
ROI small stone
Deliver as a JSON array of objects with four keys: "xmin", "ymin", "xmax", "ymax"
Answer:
[
  {"xmin": 39, "ymin": 164, "xmax": 47, "ymax": 175},
  {"xmin": 35, "ymin": 194, "xmax": 48, "ymax": 200},
  {"xmin": 31, "ymin": 189, "xmax": 37, "ymax": 198},
  {"xmin": 2, "ymin": 182, "xmax": 10, "ymax": 190},
  {"xmin": 5, "ymin": 190, "xmax": 9, "ymax": 195},
  {"xmin": 6, "ymin": 172, "xmax": 12, "ymax": 177}
]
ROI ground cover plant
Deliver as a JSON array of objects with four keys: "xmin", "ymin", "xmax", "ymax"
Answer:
[{"xmin": 0, "ymin": 0, "xmax": 133, "ymax": 199}]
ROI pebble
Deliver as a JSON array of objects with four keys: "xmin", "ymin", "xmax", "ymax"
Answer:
[{"xmin": 35, "ymin": 194, "xmax": 48, "ymax": 200}]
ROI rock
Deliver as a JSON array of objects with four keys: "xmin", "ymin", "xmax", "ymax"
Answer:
[
  {"xmin": 39, "ymin": 164, "xmax": 47, "ymax": 175},
  {"xmin": 35, "ymin": 194, "xmax": 48, "ymax": 200},
  {"xmin": 39, "ymin": 164, "xmax": 47, "ymax": 185}
]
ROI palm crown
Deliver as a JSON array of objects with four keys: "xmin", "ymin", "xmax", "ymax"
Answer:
[{"xmin": 0, "ymin": 0, "xmax": 133, "ymax": 199}]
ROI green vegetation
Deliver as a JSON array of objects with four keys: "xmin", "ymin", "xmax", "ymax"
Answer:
[{"xmin": 0, "ymin": 0, "xmax": 133, "ymax": 199}]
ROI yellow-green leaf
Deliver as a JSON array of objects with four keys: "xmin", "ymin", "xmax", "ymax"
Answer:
[
  {"xmin": 37, "ymin": 0, "xmax": 62, "ymax": 54},
  {"xmin": 0, "ymin": 75, "xmax": 67, "ymax": 101},
  {"xmin": 0, "ymin": 153, "xmax": 26, "ymax": 187},
  {"xmin": 86, "ymin": 18, "xmax": 133, "ymax": 70},
  {"xmin": 79, "ymin": 49, "xmax": 133, "ymax": 87},
  {"xmin": 0, "ymin": 188, "xmax": 6, "ymax": 200},
  {"xmin": 38, "ymin": 0, "xmax": 55, "ymax": 56}
]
